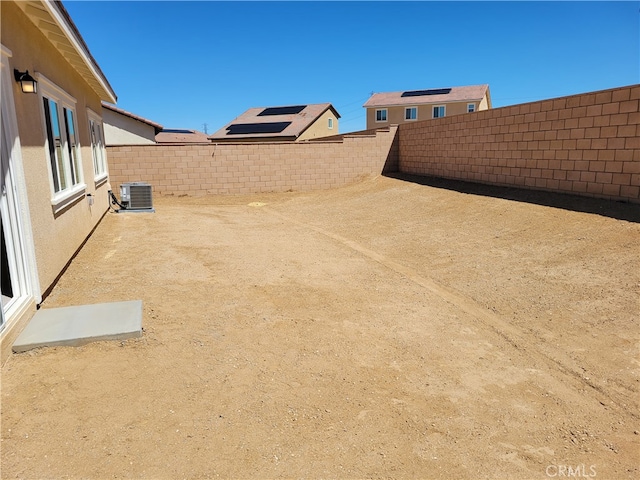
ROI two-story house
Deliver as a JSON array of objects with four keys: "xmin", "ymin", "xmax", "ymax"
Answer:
[{"xmin": 363, "ymin": 84, "xmax": 491, "ymax": 129}]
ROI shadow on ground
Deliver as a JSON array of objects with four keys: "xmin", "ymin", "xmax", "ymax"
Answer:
[{"xmin": 385, "ymin": 172, "xmax": 640, "ymax": 223}]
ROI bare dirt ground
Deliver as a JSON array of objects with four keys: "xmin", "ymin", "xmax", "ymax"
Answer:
[{"xmin": 1, "ymin": 175, "xmax": 639, "ymax": 479}]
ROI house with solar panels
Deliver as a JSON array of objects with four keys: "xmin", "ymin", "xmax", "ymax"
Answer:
[
  {"xmin": 209, "ymin": 103, "xmax": 340, "ymax": 143},
  {"xmin": 363, "ymin": 84, "xmax": 491, "ymax": 129}
]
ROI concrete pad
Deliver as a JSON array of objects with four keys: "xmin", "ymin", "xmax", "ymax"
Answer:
[{"xmin": 12, "ymin": 300, "xmax": 142, "ymax": 353}]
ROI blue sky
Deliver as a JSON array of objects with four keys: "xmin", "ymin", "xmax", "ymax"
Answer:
[{"xmin": 65, "ymin": 1, "xmax": 639, "ymax": 134}]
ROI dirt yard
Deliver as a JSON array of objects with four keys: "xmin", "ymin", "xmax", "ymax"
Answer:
[{"xmin": 1, "ymin": 175, "xmax": 639, "ymax": 479}]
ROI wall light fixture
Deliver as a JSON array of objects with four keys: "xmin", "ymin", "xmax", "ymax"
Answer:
[{"xmin": 13, "ymin": 69, "xmax": 37, "ymax": 94}]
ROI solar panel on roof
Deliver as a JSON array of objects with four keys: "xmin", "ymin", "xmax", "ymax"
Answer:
[
  {"xmin": 401, "ymin": 88, "xmax": 452, "ymax": 97},
  {"xmin": 226, "ymin": 122, "xmax": 292, "ymax": 135},
  {"xmin": 258, "ymin": 105, "xmax": 306, "ymax": 116},
  {"xmin": 162, "ymin": 129, "xmax": 193, "ymax": 134}
]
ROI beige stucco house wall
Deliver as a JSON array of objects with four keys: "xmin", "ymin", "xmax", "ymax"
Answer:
[
  {"xmin": 298, "ymin": 108, "xmax": 340, "ymax": 141},
  {"xmin": 102, "ymin": 103, "xmax": 163, "ymax": 145},
  {"xmin": 366, "ymin": 101, "xmax": 487, "ymax": 127},
  {"xmin": 1, "ymin": 0, "xmax": 117, "ymax": 363}
]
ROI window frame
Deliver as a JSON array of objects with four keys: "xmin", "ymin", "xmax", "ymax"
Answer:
[
  {"xmin": 87, "ymin": 108, "xmax": 108, "ymax": 185},
  {"xmin": 433, "ymin": 105, "xmax": 446, "ymax": 119},
  {"xmin": 328, "ymin": 117, "xmax": 334, "ymax": 130},
  {"xmin": 467, "ymin": 103, "xmax": 476, "ymax": 113},
  {"xmin": 375, "ymin": 109, "xmax": 388, "ymax": 123},
  {"xmin": 405, "ymin": 106, "xmax": 418, "ymax": 121},
  {"xmin": 37, "ymin": 74, "xmax": 86, "ymax": 212}
]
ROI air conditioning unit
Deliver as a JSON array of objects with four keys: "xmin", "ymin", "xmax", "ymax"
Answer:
[{"xmin": 120, "ymin": 182, "xmax": 154, "ymax": 212}]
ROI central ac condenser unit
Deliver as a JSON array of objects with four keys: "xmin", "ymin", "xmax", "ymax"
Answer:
[{"xmin": 119, "ymin": 182, "xmax": 154, "ymax": 212}]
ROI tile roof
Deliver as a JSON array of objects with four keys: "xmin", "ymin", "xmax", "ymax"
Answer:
[
  {"xmin": 363, "ymin": 84, "xmax": 490, "ymax": 108},
  {"xmin": 102, "ymin": 102, "xmax": 164, "ymax": 133},
  {"xmin": 156, "ymin": 129, "xmax": 210, "ymax": 144},
  {"xmin": 209, "ymin": 103, "xmax": 340, "ymax": 141}
]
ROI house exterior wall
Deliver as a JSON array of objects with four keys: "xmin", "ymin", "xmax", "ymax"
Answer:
[
  {"xmin": 398, "ymin": 84, "xmax": 640, "ymax": 203},
  {"xmin": 1, "ymin": 1, "xmax": 112, "ymax": 342},
  {"xmin": 297, "ymin": 109, "xmax": 340, "ymax": 141},
  {"xmin": 479, "ymin": 94, "xmax": 489, "ymax": 111},
  {"xmin": 366, "ymin": 93, "xmax": 490, "ymax": 129},
  {"xmin": 107, "ymin": 127, "xmax": 398, "ymax": 196},
  {"xmin": 103, "ymin": 108, "xmax": 157, "ymax": 145}
]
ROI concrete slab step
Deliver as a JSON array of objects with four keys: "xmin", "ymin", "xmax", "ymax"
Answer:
[{"xmin": 12, "ymin": 300, "xmax": 142, "ymax": 353}]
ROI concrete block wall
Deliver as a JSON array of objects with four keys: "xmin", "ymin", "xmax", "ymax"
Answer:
[
  {"xmin": 107, "ymin": 127, "xmax": 398, "ymax": 196},
  {"xmin": 398, "ymin": 84, "xmax": 640, "ymax": 203}
]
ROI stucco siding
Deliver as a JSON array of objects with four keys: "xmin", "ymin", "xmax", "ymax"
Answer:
[
  {"xmin": 103, "ymin": 108, "xmax": 157, "ymax": 145},
  {"xmin": 479, "ymin": 94, "xmax": 489, "ymax": 111},
  {"xmin": 298, "ymin": 109, "xmax": 340, "ymax": 141},
  {"xmin": 2, "ymin": 1, "xmax": 111, "ymax": 298}
]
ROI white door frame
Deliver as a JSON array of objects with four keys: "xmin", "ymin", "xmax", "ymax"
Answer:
[{"xmin": 1, "ymin": 43, "xmax": 41, "ymax": 332}]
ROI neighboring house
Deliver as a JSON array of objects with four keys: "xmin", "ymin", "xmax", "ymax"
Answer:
[
  {"xmin": 363, "ymin": 84, "xmax": 491, "ymax": 129},
  {"xmin": 102, "ymin": 102, "xmax": 163, "ymax": 145},
  {"xmin": 1, "ymin": 0, "xmax": 117, "ymax": 362},
  {"xmin": 209, "ymin": 103, "xmax": 340, "ymax": 143},
  {"xmin": 156, "ymin": 129, "xmax": 210, "ymax": 144}
]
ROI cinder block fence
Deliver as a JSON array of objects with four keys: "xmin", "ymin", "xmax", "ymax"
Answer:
[
  {"xmin": 107, "ymin": 85, "xmax": 639, "ymax": 203},
  {"xmin": 398, "ymin": 84, "xmax": 639, "ymax": 203},
  {"xmin": 107, "ymin": 127, "xmax": 398, "ymax": 196}
]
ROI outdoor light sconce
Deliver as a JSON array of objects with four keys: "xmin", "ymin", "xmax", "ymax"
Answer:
[{"xmin": 14, "ymin": 69, "xmax": 37, "ymax": 94}]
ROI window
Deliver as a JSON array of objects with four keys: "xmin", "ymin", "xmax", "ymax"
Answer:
[
  {"xmin": 375, "ymin": 109, "xmax": 387, "ymax": 122},
  {"xmin": 467, "ymin": 103, "xmax": 476, "ymax": 113},
  {"xmin": 42, "ymin": 97, "xmax": 81, "ymax": 193},
  {"xmin": 38, "ymin": 74, "xmax": 84, "ymax": 207},
  {"xmin": 328, "ymin": 118, "xmax": 334, "ymax": 129},
  {"xmin": 405, "ymin": 107, "xmax": 417, "ymax": 121},
  {"xmin": 87, "ymin": 109, "xmax": 107, "ymax": 182},
  {"xmin": 433, "ymin": 105, "xmax": 445, "ymax": 118}
]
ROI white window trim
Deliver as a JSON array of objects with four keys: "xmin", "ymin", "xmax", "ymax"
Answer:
[
  {"xmin": 37, "ymin": 73, "xmax": 77, "ymax": 106},
  {"xmin": 375, "ymin": 108, "xmax": 388, "ymax": 123},
  {"xmin": 467, "ymin": 103, "xmax": 476, "ymax": 113},
  {"xmin": 433, "ymin": 105, "xmax": 446, "ymax": 119},
  {"xmin": 405, "ymin": 106, "xmax": 418, "ymax": 121},
  {"xmin": 95, "ymin": 175, "xmax": 108, "ymax": 188},
  {"xmin": 50, "ymin": 184, "xmax": 87, "ymax": 214},
  {"xmin": 36, "ymin": 73, "xmax": 86, "ymax": 212},
  {"xmin": 328, "ymin": 117, "xmax": 334, "ymax": 130},
  {"xmin": 87, "ymin": 108, "xmax": 108, "ymax": 185}
]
